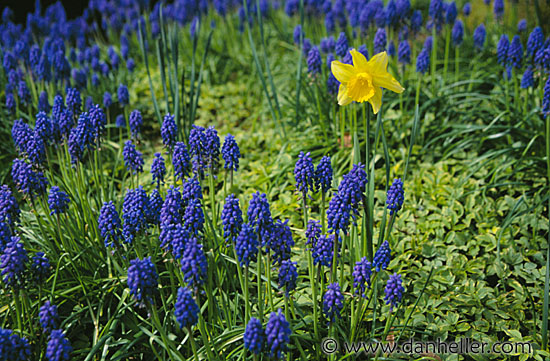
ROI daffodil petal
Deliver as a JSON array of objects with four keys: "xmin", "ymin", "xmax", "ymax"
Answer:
[
  {"xmin": 337, "ymin": 84, "xmax": 353, "ymax": 106},
  {"xmin": 331, "ymin": 61, "xmax": 356, "ymax": 83},
  {"xmin": 374, "ymin": 74, "xmax": 405, "ymax": 93},
  {"xmin": 367, "ymin": 51, "xmax": 389, "ymax": 74},
  {"xmin": 350, "ymin": 49, "xmax": 368, "ymax": 70},
  {"xmin": 368, "ymin": 87, "xmax": 383, "ymax": 114}
]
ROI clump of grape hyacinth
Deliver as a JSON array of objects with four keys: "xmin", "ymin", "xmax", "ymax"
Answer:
[
  {"xmin": 265, "ymin": 309, "xmax": 291, "ymax": 359},
  {"xmin": 222, "ymin": 134, "xmax": 240, "ymax": 172},
  {"xmin": 0, "ymin": 328, "xmax": 31, "ymax": 361},
  {"xmin": 123, "ymin": 140, "xmax": 144, "ymax": 174},
  {"xmin": 98, "ymin": 202, "xmax": 123, "ymax": 248},
  {"xmin": 373, "ymin": 240, "xmax": 391, "ymax": 271},
  {"xmin": 12, "ymin": 158, "xmax": 48, "ymax": 197},
  {"xmin": 175, "ymin": 286, "xmax": 199, "ymax": 329},
  {"xmin": 39, "ymin": 301, "xmax": 59, "ymax": 334},
  {"xmin": 221, "ymin": 194, "xmax": 243, "ymax": 244},
  {"xmin": 384, "ymin": 273, "xmax": 404, "ymax": 310},
  {"xmin": 323, "ymin": 282, "xmax": 344, "ymax": 323},
  {"xmin": 48, "ymin": 187, "xmax": 70, "ymax": 215},
  {"xmin": 46, "ymin": 329, "xmax": 72, "ymax": 361},
  {"xmin": 278, "ymin": 259, "xmax": 297, "ymax": 295},
  {"xmin": 244, "ymin": 318, "xmax": 264, "ymax": 355},
  {"xmin": 151, "ymin": 153, "xmax": 166, "ymax": 188},
  {"xmin": 386, "ymin": 178, "xmax": 404, "ymax": 215},
  {"xmin": 353, "ymin": 257, "xmax": 372, "ymax": 297},
  {"xmin": 127, "ymin": 257, "xmax": 158, "ymax": 306}
]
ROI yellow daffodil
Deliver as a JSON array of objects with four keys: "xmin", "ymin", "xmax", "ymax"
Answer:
[{"xmin": 331, "ymin": 50, "xmax": 404, "ymax": 114}]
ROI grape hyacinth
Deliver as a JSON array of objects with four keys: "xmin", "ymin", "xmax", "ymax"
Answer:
[
  {"xmin": 0, "ymin": 237, "xmax": 28, "ymax": 288},
  {"xmin": 265, "ymin": 309, "xmax": 291, "ymax": 359},
  {"xmin": 123, "ymin": 140, "xmax": 144, "ymax": 174},
  {"xmin": 527, "ymin": 27, "xmax": 543, "ymax": 58},
  {"xmin": 129, "ymin": 110, "xmax": 143, "ymax": 139},
  {"xmin": 122, "ymin": 186, "xmax": 149, "ymax": 243},
  {"xmin": 384, "ymin": 273, "xmax": 404, "ymax": 310},
  {"xmin": 98, "ymin": 201, "xmax": 123, "ymax": 248},
  {"xmin": 305, "ymin": 219, "xmax": 321, "ymax": 247},
  {"xmin": 221, "ymin": 134, "xmax": 240, "ymax": 172},
  {"xmin": 335, "ymin": 32, "xmax": 348, "ymax": 58},
  {"xmin": 521, "ymin": 67, "xmax": 534, "ymax": 89},
  {"xmin": 312, "ymin": 234, "xmax": 334, "ymax": 267},
  {"xmin": 353, "ymin": 257, "xmax": 372, "ymax": 297},
  {"xmin": 30, "ymin": 252, "xmax": 51, "ymax": 284},
  {"xmin": 315, "ymin": 156, "xmax": 333, "ymax": 193},
  {"xmin": 247, "ymin": 192, "xmax": 273, "ymax": 239},
  {"xmin": 173, "ymin": 142, "xmax": 191, "ymax": 180},
  {"xmin": 161, "ymin": 113, "xmax": 177, "ymax": 149},
  {"xmin": 236, "ymin": 223, "xmax": 259, "ymax": 266},
  {"xmin": 473, "ymin": 24, "xmax": 486, "ymax": 50},
  {"xmin": 46, "ymin": 329, "xmax": 72, "ymax": 361},
  {"xmin": 278, "ymin": 259, "xmax": 297, "ymax": 295},
  {"xmin": 386, "ymin": 178, "xmax": 404, "ymax": 215},
  {"xmin": 294, "ymin": 151, "xmax": 315, "ymax": 198},
  {"xmin": 147, "ymin": 189, "xmax": 164, "ymax": 226},
  {"xmin": 543, "ymin": 77, "xmax": 550, "ymax": 118},
  {"xmin": 151, "ymin": 153, "xmax": 166, "ymax": 188},
  {"xmin": 244, "ymin": 318, "xmax": 264, "ymax": 355},
  {"xmin": 373, "ymin": 240, "xmax": 391, "ymax": 271},
  {"xmin": 496, "ymin": 35, "xmax": 509, "ymax": 66},
  {"xmin": 508, "ymin": 35, "xmax": 523, "ymax": 69},
  {"xmin": 175, "ymin": 286, "xmax": 199, "ymax": 329},
  {"xmin": 373, "ymin": 28, "xmax": 387, "ymax": 54},
  {"xmin": 118, "ymin": 84, "xmax": 129, "ymax": 106},
  {"xmin": 307, "ymin": 46, "xmax": 322, "ymax": 74},
  {"xmin": 39, "ymin": 301, "xmax": 59, "ymax": 334},
  {"xmin": 180, "ymin": 237, "xmax": 207, "ymax": 287},
  {"xmin": 326, "ymin": 163, "xmax": 367, "ymax": 235},
  {"xmin": 183, "ymin": 198, "xmax": 204, "ymax": 235},
  {"xmin": 398, "ymin": 40, "xmax": 411, "ymax": 64},
  {"xmin": 517, "ymin": 19, "xmax": 527, "ymax": 33},
  {"xmin": 204, "ymin": 126, "xmax": 221, "ymax": 174},
  {"xmin": 323, "ymin": 282, "xmax": 344, "ymax": 323},
  {"xmin": 221, "ymin": 194, "xmax": 243, "ymax": 244},
  {"xmin": 0, "ymin": 328, "xmax": 31, "ymax": 361},
  {"xmin": 48, "ymin": 186, "xmax": 71, "ymax": 215},
  {"xmin": 416, "ymin": 48, "xmax": 430, "ymax": 74},
  {"xmin": 0, "ymin": 185, "xmax": 20, "ymax": 228},
  {"xmin": 265, "ymin": 219, "xmax": 294, "ymax": 265},
  {"xmin": 127, "ymin": 257, "xmax": 158, "ymax": 305},
  {"xmin": 11, "ymin": 159, "xmax": 48, "ymax": 197},
  {"xmin": 452, "ymin": 20, "xmax": 464, "ymax": 47}
]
